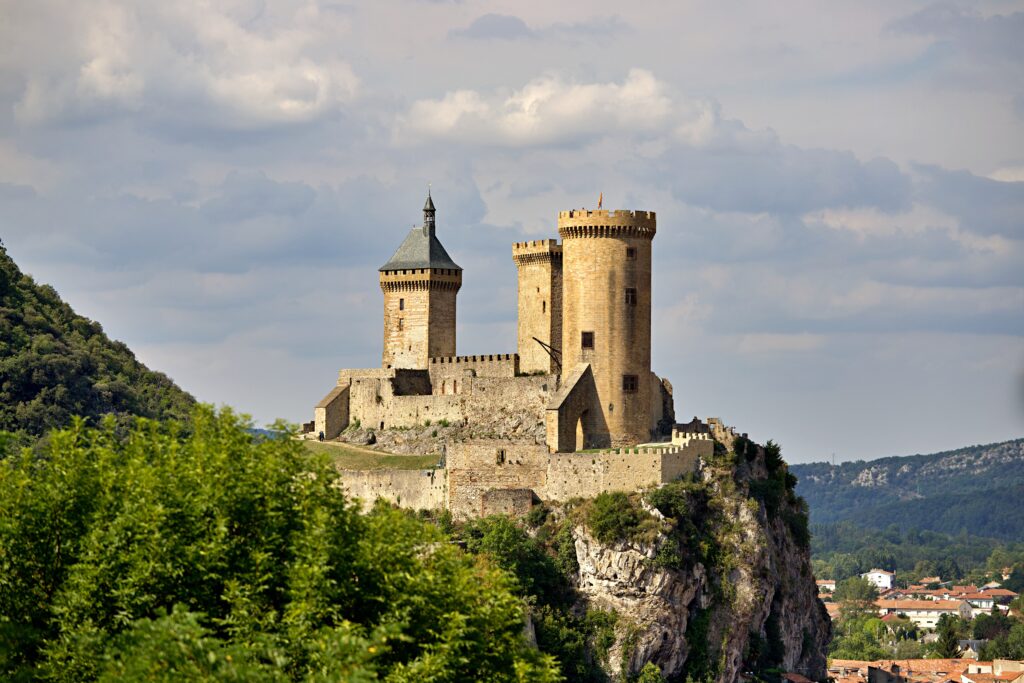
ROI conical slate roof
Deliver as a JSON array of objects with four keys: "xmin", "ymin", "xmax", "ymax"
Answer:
[{"xmin": 379, "ymin": 225, "xmax": 461, "ymax": 272}]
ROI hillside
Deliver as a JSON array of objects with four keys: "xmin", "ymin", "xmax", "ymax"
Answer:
[
  {"xmin": 792, "ymin": 438, "xmax": 1024, "ymax": 540},
  {"xmin": 0, "ymin": 241, "xmax": 194, "ymax": 439}
]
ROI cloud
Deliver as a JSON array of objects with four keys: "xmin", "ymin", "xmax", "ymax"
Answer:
[
  {"xmin": 891, "ymin": 4, "xmax": 1024, "ymax": 64},
  {"xmin": 200, "ymin": 171, "xmax": 316, "ymax": 222},
  {"xmin": 449, "ymin": 14, "xmax": 535, "ymax": 40},
  {"xmin": 449, "ymin": 13, "xmax": 629, "ymax": 42},
  {"xmin": 6, "ymin": 1, "xmax": 359, "ymax": 132},
  {"xmin": 399, "ymin": 69, "xmax": 689, "ymax": 147},
  {"xmin": 914, "ymin": 165, "xmax": 1024, "ymax": 239}
]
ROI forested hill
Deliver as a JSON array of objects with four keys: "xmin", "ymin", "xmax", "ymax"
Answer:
[
  {"xmin": 0, "ymin": 241, "xmax": 194, "ymax": 438},
  {"xmin": 792, "ymin": 438, "xmax": 1024, "ymax": 540}
]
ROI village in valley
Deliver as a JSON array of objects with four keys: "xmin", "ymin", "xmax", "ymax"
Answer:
[{"xmin": 814, "ymin": 566, "xmax": 1024, "ymax": 683}]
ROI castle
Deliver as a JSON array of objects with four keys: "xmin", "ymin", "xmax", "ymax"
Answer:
[{"xmin": 312, "ymin": 193, "xmax": 738, "ymax": 518}]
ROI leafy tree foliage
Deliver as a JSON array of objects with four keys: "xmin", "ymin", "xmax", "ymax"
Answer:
[
  {"xmin": 0, "ymin": 242, "xmax": 194, "ymax": 441},
  {"xmin": 0, "ymin": 407, "xmax": 559, "ymax": 681}
]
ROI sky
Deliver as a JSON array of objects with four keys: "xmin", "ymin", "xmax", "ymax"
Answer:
[{"xmin": 0, "ymin": 0, "xmax": 1022, "ymax": 464}]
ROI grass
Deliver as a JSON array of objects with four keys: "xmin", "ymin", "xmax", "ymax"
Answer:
[{"xmin": 302, "ymin": 440, "xmax": 438, "ymax": 470}]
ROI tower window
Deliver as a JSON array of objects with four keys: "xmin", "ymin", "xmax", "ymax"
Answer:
[
  {"xmin": 399, "ymin": 298, "xmax": 405, "ymax": 310},
  {"xmin": 542, "ymin": 300, "xmax": 546, "ymax": 314},
  {"xmin": 622, "ymin": 375, "xmax": 639, "ymax": 393},
  {"xmin": 626, "ymin": 247, "xmax": 637, "ymax": 260},
  {"xmin": 496, "ymin": 448, "xmax": 506, "ymax": 465},
  {"xmin": 398, "ymin": 318, "xmax": 404, "ymax": 331},
  {"xmin": 625, "ymin": 288, "xmax": 637, "ymax": 305},
  {"xmin": 581, "ymin": 331, "xmax": 594, "ymax": 349}
]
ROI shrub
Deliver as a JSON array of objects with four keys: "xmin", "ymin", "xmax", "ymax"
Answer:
[{"xmin": 585, "ymin": 492, "xmax": 652, "ymax": 545}]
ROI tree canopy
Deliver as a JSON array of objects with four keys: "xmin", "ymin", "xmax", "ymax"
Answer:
[
  {"xmin": 0, "ymin": 406, "xmax": 559, "ymax": 682},
  {"xmin": 0, "ymin": 242, "xmax": 194, "ymax": 440}
]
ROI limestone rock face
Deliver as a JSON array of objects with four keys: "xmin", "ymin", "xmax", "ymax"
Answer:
[{"xmin": 565, "ymin": 456, "xmax": 831, "ymax": 682}]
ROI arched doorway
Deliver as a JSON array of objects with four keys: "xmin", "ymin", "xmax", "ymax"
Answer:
[{"xmin": 575, "ymin": 410, "xmax": 589, "ymax": 452}]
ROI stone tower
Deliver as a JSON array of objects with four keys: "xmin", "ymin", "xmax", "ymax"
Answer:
[
  {"xmin": 559, "ymin": 209, "xmax": 656, "ymax": 447},
  {"xmin": 379, "ymin": 192, "xmax": 462, "ymax": 369},
  {"xmin": 512, "ymin": 239, "xmax": 562, "ymax": 374}
]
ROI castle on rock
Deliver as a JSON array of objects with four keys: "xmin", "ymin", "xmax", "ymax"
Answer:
[{"xmin": 312, "ymin": 193, "xmax": 736, "ymax": 518}]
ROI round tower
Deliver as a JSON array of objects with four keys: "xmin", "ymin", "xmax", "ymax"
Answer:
[{"xmin": 559, "ymin": 208, "xmax": 656, "ymax": 447}]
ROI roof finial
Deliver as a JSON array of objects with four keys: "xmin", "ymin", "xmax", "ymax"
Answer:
[{"xmin": 597, "ymin": 191, "xmax": 603, "ymax": 209}]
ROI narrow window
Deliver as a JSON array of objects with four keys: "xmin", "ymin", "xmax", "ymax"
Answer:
[
  {"xmin": 626, "ymin": 247, "xmax": 637, "ymax": 260},
  {"xmin": 622, "ymin": 374, "xmax": 639, "ymax": 393},
  {"xmin": 542, "ymin": 300, "xmax": 547, "ymax": 314},
  {"xmin": 398, "ymin": 318, "xmax": 404, "ymax": 331},
  {"xmin": 581, "ymin": 331, "xmax": 595, "ymax": 349},
  {"xmin": 625, "ymin": 288, "xmax": 637, "ymax": 305},
  {"xmin": 399, "ymin": 298, "xmax": 405, "ymax": 311},
  {"xmin": 496, "ymin": 448, "xmax": 507, "ymax": 465},
  {"xmin": 453, "ymin": 379, "xmax": 457, "ymax": 394}
]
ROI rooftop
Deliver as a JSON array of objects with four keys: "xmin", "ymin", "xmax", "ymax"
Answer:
[{"xmin": 379, "ymin": 193, "xmax": 461, "ymax": 272}]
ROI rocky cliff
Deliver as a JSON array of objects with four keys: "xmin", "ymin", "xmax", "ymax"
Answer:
[{"xmin": 551, "ymin": 440, "xmax": 830, "ymax": 682}]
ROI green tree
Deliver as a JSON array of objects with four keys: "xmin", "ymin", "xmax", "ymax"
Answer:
[
  {"xmin": 0, "ymin": 407, "xmax": 560, "ymax": 682},
  {"xmin": 931, "ymin": 616, "xmax": 963, "ymax": 658}
]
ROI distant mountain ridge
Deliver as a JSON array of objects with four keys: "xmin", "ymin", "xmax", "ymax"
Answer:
[
  {"xmin": 792, "ymin": 438, "xmax": 1024, "ymax": 540},
  {"xmin": 0, "ymin": 241, "xmax": 194, "ymax": 438}
]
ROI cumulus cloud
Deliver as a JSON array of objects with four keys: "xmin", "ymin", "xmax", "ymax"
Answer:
[
  {"xmin": 398, "ymin": 69, "xmax": 677, "ymax": 146},
  {"xmin": 5, "ymin": 1, "xmax": 358, "ymax": 131}
]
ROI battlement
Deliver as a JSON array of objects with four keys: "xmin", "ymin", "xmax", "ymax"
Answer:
[
  {"xmin": 558, "ymin": 209, "xmax": 656, "ymax": 221},
  {"xmin": 557, "ymin": 208, "xmax": 656, "ymax": 240},
  {"xmin": 512, "ymin": 239, "xmax": 562, "ymax": 253},
  {"xmin": 429, "ymin": 353, "xmax": 520, "ymax": 378}
]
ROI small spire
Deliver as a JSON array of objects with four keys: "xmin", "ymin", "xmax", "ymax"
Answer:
[
  {"xmin": 597, "ymin": 192, "xmax": 603, "ymax": 209},
  {"xmin": 424, "ymin": 185, "xmax": 435, "ymax": 213},
  {"xmin": 423, "ymin": 186, "xmax": 436, "ymax": 237}
]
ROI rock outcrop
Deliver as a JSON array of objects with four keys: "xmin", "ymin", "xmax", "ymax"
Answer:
[{"xmin": 558, "ymin": 446, "xmax": 831, "ymax": 682}]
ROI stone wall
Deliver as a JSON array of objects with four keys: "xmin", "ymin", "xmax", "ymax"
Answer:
[
  {"xmin": 545, "ymin": 443, "xmax": 709, "ymax": 500},
  {"xmin": 546, "ymin": 364, "xmax": 604, "ymax": 452},
  {"xmin": 447, "ymin": 441, "xmax": 550, "ymax": 520},
  {"xmin": 513, "ymin": 239, "xmax": 563, "ymax": 375},
  {"xmin": 314, "ymin": 383, "xmax": 349, "ymax": 439},
  {"xmin": 444, "ymin": 438, "xmax": 708, "ymax": 519},
  {"xmin": 347, "ymin": 371, "xmax": 556, "ymax": 432},
  {"xmin": 380, "ymin": 268, "xmax": 460, "ymax": 369},
  {"xmin": 337, "ymin": 468, "xmax": 447, "ymax": 512},
  {"xmin": 428, "ymin": 353, "xmax": 519, "ymax": 379},
  {"xmin": 480, "ymin": 488, "xmax": 536, "ymax": 517}
]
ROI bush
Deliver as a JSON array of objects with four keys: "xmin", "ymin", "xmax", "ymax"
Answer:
[{"xmin": 585, "ymin": 492, "xmax": 653, "ymax": 545}]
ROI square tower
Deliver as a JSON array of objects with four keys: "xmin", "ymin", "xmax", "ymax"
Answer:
[
  {"xmin": 379, "ymin": 193, "xmax": 462, "ymax": 369},
  {"xmin": 512, "ymin": 239, "xmax": 562, "ymax": 374}
]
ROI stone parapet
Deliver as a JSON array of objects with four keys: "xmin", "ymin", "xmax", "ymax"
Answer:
[
  {"xmin": 429, "ymin": 353, "xmax": 519, "ymax": 378},
  {"xmin": 557, "ymin": 209, "xmax": 656, "ymax": 241},
  {"xmin": 512, "ymin": 239, "xmax": 563, "ymax": 266}
]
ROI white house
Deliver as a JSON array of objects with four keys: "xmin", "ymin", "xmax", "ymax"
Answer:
[
  {"xmin": 875, "ymin": 599, "xmax": 972, "ymax": 629},
  {"xmin": 862, "ymin": 568, "xmax": 896, "ymax": 590}
]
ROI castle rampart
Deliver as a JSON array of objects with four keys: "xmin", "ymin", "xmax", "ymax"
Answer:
[{"xmin": 428, "ymin": 353, "xmax": 520, "ymax": 378}]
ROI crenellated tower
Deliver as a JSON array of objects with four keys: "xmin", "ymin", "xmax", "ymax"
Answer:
[
  {"xmin": 512, "ymin": 239, "xmax": 563, "ymax": 374},
  {"xmin": 379, "ymin": 192, "xmax": 462, "ymax": 369},
  {"xmin": 558, "ymin": 209, "xmax": 656, "ymax": 447}
]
